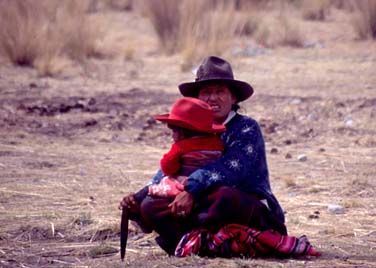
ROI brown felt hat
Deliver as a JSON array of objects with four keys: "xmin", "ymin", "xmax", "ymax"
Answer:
[{"xmin": 178, "ymin": 56, "xmax": 254, "ymax": 102}]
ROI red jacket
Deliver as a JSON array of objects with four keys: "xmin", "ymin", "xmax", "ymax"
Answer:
[{"xmin": 160, "ymin": 135, "xmax": 224, "ymax": 177}]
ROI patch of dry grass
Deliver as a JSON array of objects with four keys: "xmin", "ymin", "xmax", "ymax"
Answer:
[
  {"xmin": 284, "ymin": 177, "xmax": 297, "ymax": 188},
  {"xmin": 143, "ymin": 0, "xmax": 308, "ymax": 68},
  {"xmin": 253, "ymin": 14, "xmax": 305, "ymax": 48},
  {"xmin": 140, "ymin": 0, "xmax": 181, "ymax": 54},
  {"xmin": 141, "ymin": 0, "xmax": 250, "ymax": 69},
  {"xmin": 301, "ymin": 0, "xmax": 330, "ymax": 21},
  {"xmin": 103, "ymin": 0, "xmax": 133, "ymax": 11},
  {"xmin": 0, "ymin": 0, "xmax": 108, "ymax": 76},
  {"xmin": 0, "ymin": 0, "xmax": 56, "ymax": 67},
  {"xmin": 352, "ymin": 0, "xmax": 376, "ymax": 39},
  {"xmin": 278, "ymin": 16, "xmax": 306, "ymax": 47},
  {"xmin": 179, "ymin": 1, "xmax": 247, "ymax": 69}
]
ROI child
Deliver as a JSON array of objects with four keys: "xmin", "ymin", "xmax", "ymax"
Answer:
[
  {"xmin": 120, "ymin": 97, "xmax": 226, "ymax": 260},
  {"xmin": 124, "ymin": 97, "xmax": 225, "ymax": 227},
  {"xmin": 148, "ymin": 97, "xmax": 225, "ymax": 197}
]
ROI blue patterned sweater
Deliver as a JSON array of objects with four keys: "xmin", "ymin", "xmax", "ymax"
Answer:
[{"xmin": 150, "ymin": 113, "xmax": 285, "ymax": 223}]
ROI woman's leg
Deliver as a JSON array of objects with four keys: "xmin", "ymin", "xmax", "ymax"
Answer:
[
  {"xmin": 199, "ymin": 186, "xmax": 287, "ymax": 235},
  {"xmin": 140, "ymin": 196, "xmax": 190, "ymax": 255}
]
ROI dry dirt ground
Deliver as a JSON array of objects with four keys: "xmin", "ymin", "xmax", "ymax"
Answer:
[{"xmin": 0, "ymin": 8, "xmax": 376, "ymax": 268}]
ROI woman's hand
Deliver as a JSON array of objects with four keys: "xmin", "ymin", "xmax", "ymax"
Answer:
[
  {"xmin": 169, "ymin": 191, "xmax": 194, "ymax": 218},
  {"xmin": 118, "ymin": 193, "xmax": 139, "ymax": 213}
]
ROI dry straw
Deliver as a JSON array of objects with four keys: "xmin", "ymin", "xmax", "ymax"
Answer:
[
  {"xmin": 141, "ymin": 0, "xmax": 248, "ymax": 69},
  {"xmin": 141, "ymin": 0, "xmax": 308, "ymax": 68},
  {"xmin": 0, "ymin": 0, "xmax": 106, "ymax": 76},
  {"xmin": 301, "ymin": 0, "xmax": 330, "ymax": 21},
  {"xmin": 352, "ymin": 0, "xmax": 376, "ymax": 39}
]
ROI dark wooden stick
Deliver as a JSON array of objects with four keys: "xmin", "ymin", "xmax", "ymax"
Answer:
[{"xmin": 120, "ymin": 208, "xmax": 129, "ymax": 261}]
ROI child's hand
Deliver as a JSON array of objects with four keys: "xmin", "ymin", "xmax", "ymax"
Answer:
[{"xmin": 148, "ymin": 177, "xmax": 184, "ymax": 197}]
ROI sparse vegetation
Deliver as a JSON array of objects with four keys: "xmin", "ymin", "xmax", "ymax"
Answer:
[
  {"xmin": 88, "ymin": 243, "xmax": 118, "ymax": 258},
  {"xmin": 278, "ymin": 16, "xmax": 305, "ymax": 47},
  {"xmin": 252, "ymin": 14, "xmax": 305, "ymax": 48},
  {"xmin": 285, "ymin": 177, "xmax": 297, "ymax": 187},
  {"xmin": 352, "ymin": 0, "xmax": 376, "ymax": 39},
  {"xmin": 0, "ymin": 0, "xmax": 106, "ymax": 76},
  {"xmin": 73, "ymin": 212, "xmax": 94, "ymax": 227},
  {"xmin": 141, "ymin": 0, "xmax": 253, "ymax": 67},
  {"xmin": 142, "ymin": 0, "xmax": 310, "ymax": 67},
  {"xmin": 309, "ymin": 186, "xmax": 325, "ymax": 193},
  {"xmin": 140, "ymin": 0, "xmax": 181, "ymax": 54},
  {"xmin": 301, "ymin": 0, "xmax": 330, "ymax": 21}
]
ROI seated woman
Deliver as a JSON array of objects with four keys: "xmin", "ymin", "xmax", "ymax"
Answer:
[{"xmin": 120, "ymin": 56, "xmax": 287, "ymax": 255}]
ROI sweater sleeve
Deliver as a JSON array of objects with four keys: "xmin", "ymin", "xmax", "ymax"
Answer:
[
  {"xmin": 185, "ymin": 117, "xmax": 265, "ymax": 200},
  {"xmin": 148, "ymin": 169, "xmax": 164, "ymax": 185}
]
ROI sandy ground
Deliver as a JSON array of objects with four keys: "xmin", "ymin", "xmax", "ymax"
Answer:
[{"xmin": 0, "ymin": 7, "xmax": 376, "ymax": 268}]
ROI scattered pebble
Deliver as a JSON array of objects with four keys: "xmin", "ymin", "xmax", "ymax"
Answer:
[
  {"xmin": 84, "ymin": 119, "xmax": 97, "ymax": 127},
  {"xmin": 327, "ymin": 204, "xmax": 345, "ymax": 214},
  {"xmin": 297, "ymin": 154, "xmax": 307, "ymax": 161},
  {"xmin": 270, "ymin": 147, "xmax": 278, "ymax": 154},
  {"xmin": 307, "ymin": 112, "xmax": 318, "ymax": 121},
  {"xmin": 344, "ymin": 115, "xmax": 353, "ymax": 126},
  {"xmin": 139, "ymin": 240, "xmax": 152, "ymax": 247},
  {"xmin": 285, "ymin": 153, "xmax": 292, "ymax": 159},
  {"xmin": 284, "ymin": 139, "xmax": 293, "ymax": 145},
  {"xmin": 303, "ymin": 40, "xmax": 325, "ymax": 49},
  {"xmin": 309, "ymin": 210, "xmax": 320, "ymax": 219},
  {"xmin": 29, "ymin": 82, "xmax": 38, "ymax": 88},
  {"xmin": 309, "ymin": 214, "xmax": 319, "ymax": 219},
  {"xmin": 290, "ymin": 98, "xmax": 302, "ymax": 105}
]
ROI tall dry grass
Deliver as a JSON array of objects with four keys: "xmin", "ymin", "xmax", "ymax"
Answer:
[
  {"xmin": 278, "ymin": 16, "xmax": 305, "ymax": 47},
  {"xmin": 141, "ymin": 0, "xmax": 180, "ymax": 54},
  {"xmin": 0, "ymin": 0, "xmax": 106, "ymax": 76},
  {"xmin": 252, "ymin": 16, "xmax": 305, "ymax": 48},
  {"xmin": 81, "ymin": 0, "xmax": 134, "ymax": 13},
  {"xmin": 249, "ymin": 1, "xmax": 305, "ymax": 48},
  {"xmin": 301, "ymin": 0, "xmax": 330, "ymax": 21},
  {"xmin": 352, "ymin": 0, "xmax": 376, "ymax": 39},
  {"xmin": 141, "ymin": 0, "xmax": 249, "ymax": 69},
  {"xmin": 142, "ymin": 0, "xmax": 307, "ymax": 68}
]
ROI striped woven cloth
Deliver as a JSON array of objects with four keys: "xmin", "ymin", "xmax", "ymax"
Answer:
[{"xmin": 175, "ymin": 223, "xmax": 321, "ymax": 258}]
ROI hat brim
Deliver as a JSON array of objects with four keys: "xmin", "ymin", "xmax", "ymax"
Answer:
[
  {"xmin": 178, "ymin": 78, "xmax": 254, "ymax": 102},
  {"xmin": 154, "ymin": 114, "xmax": 226, "ymax": 133}
]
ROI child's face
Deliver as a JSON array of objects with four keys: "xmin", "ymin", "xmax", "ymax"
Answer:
[
  {"xmin": 168, "ymin": 125, "xmax": 184, "ymax": 142},
  {"xmin": 171, "ymin": 128, "xmax": 181, "ymax": 142}
]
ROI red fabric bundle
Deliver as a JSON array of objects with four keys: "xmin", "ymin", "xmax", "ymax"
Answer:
[{"xmin": 175, "ymin": 223, "xmax": 321, "ymax": 258}]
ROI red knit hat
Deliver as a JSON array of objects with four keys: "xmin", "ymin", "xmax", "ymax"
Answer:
[{"xmin": 154, "ymin": 97, "xmax": 226, "ymax": 133}]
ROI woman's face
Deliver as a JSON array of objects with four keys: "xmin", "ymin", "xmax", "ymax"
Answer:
[{"xmin": 198, "ymin": 84, "xmax": 237, "ymax": 124}]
